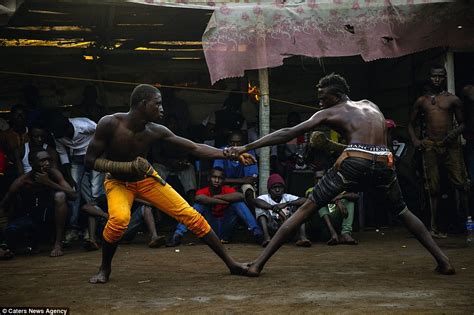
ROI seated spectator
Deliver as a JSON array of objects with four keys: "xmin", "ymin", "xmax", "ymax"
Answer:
[
  {"xmin": 81, "ymin": 195, "xmax": 165, "ymax": 251},
  {"xmin": 0, "ymin": 149, "xmax": 77, "ymax": 257},
  {"xmin": 213, "ymin": 131, "xmax": 258, "ymax": 208},
  {"xmin": 306, "ymin": 171, "xmax": 358, "ymax": 245},
  {"xmin": 150, "ymin": 114, "xmax": 197, "ymax": 203},
  {"xmin": 48, "ymin": 112, "xmax": 104, "ymax": 242},
  {"xmin": 254, "ymin": 173, "xmax": 310, "ymax": 247},
  {"xmin": 167, "ymin": 167, "xmax": 263, "ymax": 246},
  {"xmin": 13, "ymin": 123, "xmax": 59, "ymax": 175},
  {"xmin": 0, "ymin": 105, "xmax": 29, "ymax": 195}
]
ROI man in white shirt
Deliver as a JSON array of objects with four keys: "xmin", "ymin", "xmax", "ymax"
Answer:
[
  {"xmin": 49, "ymin": 114, "xmax": 104, "ymax": 239},
  {"xmin": 254, "ymin": 173, "xmax": 310, "ymax": 247}
]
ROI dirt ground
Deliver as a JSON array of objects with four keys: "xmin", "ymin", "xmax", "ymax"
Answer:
[{"xmin": 0, "ymin": 228, "xmax": 473, "ymax": 314}]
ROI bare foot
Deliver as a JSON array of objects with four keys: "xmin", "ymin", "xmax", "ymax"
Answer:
[
  {"xmin": 83, "ymin": 239, "xmax": 100, "ymax": 251},
  {"xmin": 229, "ymin": 262, "xmax": 249, "ymax": 276},
  {"xmin": 295, "ymin": 239, "xmax": 312, "ymax": 247},
  {"xmin": 148, "ymin": 235, "xmax": 166, "ymax": 248},
  {"xmin": 89, "ymin": 268, "xmax": 111, "ymax": 284},
  {"xmin": 340, "ymin": 233, "xmax": 358, "ymax": 245},
  {"xmin": 246, "ymin": 262, "xmax": 262, "ymax": 277},
  {"xmin": 435, "ymin": 262, "xmax": 456, "ymax": 275},
  {"xmin": 50, "ymin": 245, "xmax": 64, "ymax": 257},
  {"xmin": 0, "ymin": 248, "xmax": 14, "ymax": 260},
  {"xmin": 326, "ymin": 236, "xmax": 339, "ymax": 246}
]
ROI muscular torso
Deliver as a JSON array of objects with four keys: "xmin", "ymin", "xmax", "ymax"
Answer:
[
  {"xmin": 105, "ymin": 116, "xmax": 155, "ymax": 160},
  {"xmin": 416, "ymin": 93, "xmax": 459, "ymax": 141},
  {"xmin": 99, "ymin": 113, "xmax": 163, "ymax": 181},
  {"xmin": 323, "ymin": 100, "xmax": 388, "ymax": 146}
]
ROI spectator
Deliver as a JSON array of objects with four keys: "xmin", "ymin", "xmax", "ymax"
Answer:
[
  {"xmin": 408, "ymin": 65, "xmax": 468, "ymax": 237},
  {"xmin": 167, "ymin": 167, "xmax": 263, "ymax": 246},
  {"xmin": 0, "ymin": 149, "xmax": 77, "ymax": 257},
  {"xmin": 0, "ymin": 105, "xmax": 29, "ymax": 184},
  {"xmin": 13, "ymin": 123, "xmax": 59, "ymax": 175},
  {"xmin": 306, "ymin": 171, "xmax": 358, "ymax": 245},
  {"xmin": 254, "ymin": 173, "xmax": 310, "ymax": 247},
  {"xmin": 213, "ymin": 130, "xmax": 258, "ymax": 208},
  {"xmin": 81, "ymin": 195, "xmax": 165, "ymax": 251},
  {"xmin": 48, "ymin": 113, "xmax": 104, "ymax": 241}
]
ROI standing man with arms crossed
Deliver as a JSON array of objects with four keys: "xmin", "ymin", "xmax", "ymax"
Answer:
[
  {"xmin": 85, "ymin": 84, "xmax": 253, "ymax": 284},
  {"xmin": 229, "ymin": 73, "xmax": 455, "ymax": 277},
  {"xmin": 408, "ymin": 65, "xmax": 468, "ymax": 237}
]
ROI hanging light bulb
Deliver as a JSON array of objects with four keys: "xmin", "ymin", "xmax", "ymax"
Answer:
[{"xmin": 248, "ymin": 82, "xmax": 260, "ymax": 104}]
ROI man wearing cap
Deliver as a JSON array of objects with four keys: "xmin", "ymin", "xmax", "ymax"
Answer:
[{"xmin": 254, "ymin": 173, "xmax": 309, "ymax": 247}]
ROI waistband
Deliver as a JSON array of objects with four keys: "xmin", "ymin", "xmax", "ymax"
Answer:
[
  {"xmin": 345, "ymin": 143, "xmax": 390, "ymax": 155},
  {"xmin": 335, "ymin": 149, "xmax": 393, "ymax": 170}
]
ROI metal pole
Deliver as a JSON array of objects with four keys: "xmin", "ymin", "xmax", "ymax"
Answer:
[
  {"xmin": 445, "ymin": 51, "xmax": 455, "ymax": 94},
  {"xmin": 258, "ymin": 68, "xmax": 270, "ymax": 195}
]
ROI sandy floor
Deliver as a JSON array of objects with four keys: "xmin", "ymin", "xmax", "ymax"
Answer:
[{"xmin": 0, "ymin": 228, "xmax": 473, "ymax": 314}]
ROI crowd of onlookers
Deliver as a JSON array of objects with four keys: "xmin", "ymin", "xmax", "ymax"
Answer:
[{"xmin": 1, "ymin": 72, "xmax": 473, "ymax": 260}]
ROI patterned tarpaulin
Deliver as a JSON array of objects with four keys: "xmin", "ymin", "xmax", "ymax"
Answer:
[{"xmin": 202, "ymin": 0, "xmax": 474, "ymax": 84}]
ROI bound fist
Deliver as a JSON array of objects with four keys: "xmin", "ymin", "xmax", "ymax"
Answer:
[
  {"xmin": 133, "ymin": 157, "xmax": 155, "ymax": 177},
  {"xmin": 238, "ymin": 153, "xmax": 256, "ymax": 166},
  {"xmin": 224, "ymin": 146, "xmax": 256, "ymax": 166},
  {"xmin": 309, "ymin": 131, "xmax": 328, "ymax": 149}
]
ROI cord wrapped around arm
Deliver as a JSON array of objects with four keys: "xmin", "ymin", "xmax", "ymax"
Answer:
[
  {"xmin": 94, "ymin": 157, "xmax": 154, "ymax": 177},
  {"xmin": 309, "ymin": 131, "xmax": 346, "ymax": 155}
]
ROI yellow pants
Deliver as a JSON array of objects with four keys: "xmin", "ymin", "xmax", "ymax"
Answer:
[{"xmin": 103, "ymin": 173, "xmax": 210, "ymax": 243}]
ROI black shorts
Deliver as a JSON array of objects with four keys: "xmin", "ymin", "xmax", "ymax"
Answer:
[{"xmin": 310, "ymin": 156, "xmax": 407, "ymax": 216}]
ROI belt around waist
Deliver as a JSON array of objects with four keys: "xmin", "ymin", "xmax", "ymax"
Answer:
[{"xmin": 335, "ymin": 150, "xmax": 393, "ymax": 169}]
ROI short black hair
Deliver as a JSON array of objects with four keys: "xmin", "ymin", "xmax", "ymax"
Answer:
[
  {"xmin": 317, "ymin": 73, "xmax": 350, "ymax": 97},
  {"xmin": 28, "ymin": 148, "xmax": 47, "ymax": 165},
  {"xmin": 130, "ymin": 84, "xmax": 160, "ymax": 108},
  {"xmin": 211, "ymin": 166, "xmax": 226, "ymax": 177},
  {"xmin": 430, "ymin": 64, "xmax": 447, "ymax": 74}
]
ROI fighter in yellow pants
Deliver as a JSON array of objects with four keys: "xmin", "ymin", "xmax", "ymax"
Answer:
[{"xmin": 85, "ymin": 84, "xmax": 255, "ymax": 284}]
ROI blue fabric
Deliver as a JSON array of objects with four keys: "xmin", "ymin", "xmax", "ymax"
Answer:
[
  {"xmin": 175, "ymin": 202, "xmax": 262, "ymax": 241},
  {"xmin": 213, "ymin": 149, "xmax": 258, "ymax": 178}
]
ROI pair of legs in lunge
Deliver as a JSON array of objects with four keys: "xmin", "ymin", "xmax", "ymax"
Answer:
[
  {"xmin": 90, "ymin": 174, "xmax": 247, "ymax": 283},
  {"xmin": 246, "ymin": 157, "xmax": 455, "ymax": 276}
]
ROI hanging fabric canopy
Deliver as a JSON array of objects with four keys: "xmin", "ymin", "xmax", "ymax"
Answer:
[{"xmin": 202, "ymin": 0, "xmax": 474, "ymax": 84}]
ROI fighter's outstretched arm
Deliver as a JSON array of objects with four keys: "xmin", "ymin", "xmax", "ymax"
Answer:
[
  {"xmin": 242, "ymin": 111, "xmax": 327, "ymax": 153},
  {"xmin": 156, "ymin": 124, "xmax": 254, "ymax": 164}
]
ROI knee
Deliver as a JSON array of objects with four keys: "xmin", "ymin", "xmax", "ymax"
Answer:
[
  {"xmin": 109, "ymin": 213, "xmax": 131, "ymax": 229},
  {"xmin": 54, "ymin": 191, "xmax": 67, "ymax": 205},
  {"xmin": 103, "ymin": 213, "xmax": 130, "ymax": 243}
]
